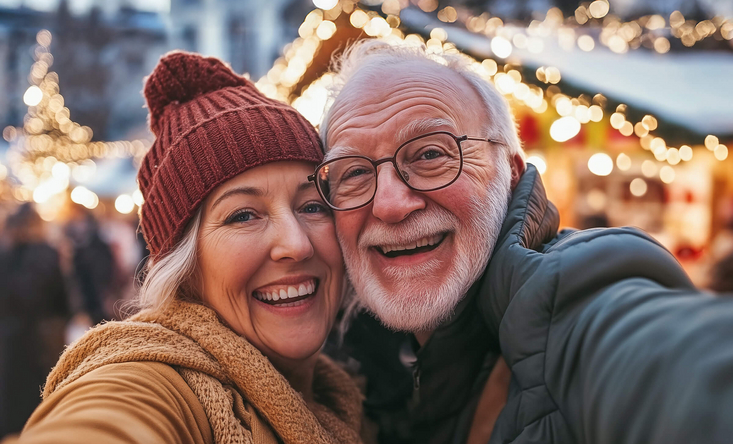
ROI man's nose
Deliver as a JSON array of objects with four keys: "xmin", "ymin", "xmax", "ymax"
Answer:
[{"xmin": 371, "ymin": 164, "xmax": 426, "ymax": 224}]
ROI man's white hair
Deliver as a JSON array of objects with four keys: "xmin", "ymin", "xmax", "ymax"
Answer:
[{"xmin": 320, "ymin": 39, "xmax": 523, "ymax": 159}]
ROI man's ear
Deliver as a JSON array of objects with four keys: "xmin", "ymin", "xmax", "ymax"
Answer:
[{"xmin": 509, "ymin": 153, "xmax": 525, "ymax": 190}]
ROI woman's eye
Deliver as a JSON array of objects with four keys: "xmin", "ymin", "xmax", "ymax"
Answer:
[
  {"xmin": 302, "ymin": 202, "xmax": 330, "ymax": 215},
  {"xmin": 225, "ymin": 210, "xmax": 255, "ymax": 224}
]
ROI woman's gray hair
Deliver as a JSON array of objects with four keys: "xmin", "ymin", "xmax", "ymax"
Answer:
[
  {"xmin": 320, "ymin": 39, "xmax": 523, "ymax": 158},
  {"xmin": 131, "ymin": 208, "xmax": 202, "ymax": 312}
]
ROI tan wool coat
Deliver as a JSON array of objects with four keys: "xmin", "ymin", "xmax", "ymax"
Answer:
[{"xmin": 4, "ymin": 299, "xmax": 364, "ymax": 444}]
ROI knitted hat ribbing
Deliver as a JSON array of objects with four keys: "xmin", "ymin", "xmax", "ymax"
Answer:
[{"xmin": 138, "ymin": 51, "xmax": 323, "ymax": 258}]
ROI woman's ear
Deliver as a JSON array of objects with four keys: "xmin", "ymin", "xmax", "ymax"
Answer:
[{"xmin": 183, "ymin": 263, "xmax": 204, "ymax": 303}]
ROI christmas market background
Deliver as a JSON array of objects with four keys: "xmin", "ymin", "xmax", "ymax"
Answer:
[{"xmin": 1, "ymin": 0, "xmax": 732, "ymax": 294}]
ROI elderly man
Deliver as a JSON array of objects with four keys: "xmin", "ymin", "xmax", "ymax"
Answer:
[{"xmin": 315, "ymin": 40, "xmax": 733, "ymax": 444}]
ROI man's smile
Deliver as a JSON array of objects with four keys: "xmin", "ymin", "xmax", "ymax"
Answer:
[{"xmin": 375, "ymin": 233, "xmax": 447, "ymax": 258}]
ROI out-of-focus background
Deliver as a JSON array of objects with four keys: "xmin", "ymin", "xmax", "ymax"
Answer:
[{"xmin": 0, "ymin": 0, "xmax": 732, "ymax": 437}]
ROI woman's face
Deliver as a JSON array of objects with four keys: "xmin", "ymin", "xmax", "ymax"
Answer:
[{"xmin": 196, "ymin": 161, "xmax": 344, "ymax": 366}]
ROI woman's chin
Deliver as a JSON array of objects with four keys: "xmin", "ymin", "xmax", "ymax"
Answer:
[
  {"xmin": 267, "ymin": 340, "xmax": 324, "ymax": 363},
  {"xmin": 256, "ymin": 324, "xmax": 329, "ymax": 363}
]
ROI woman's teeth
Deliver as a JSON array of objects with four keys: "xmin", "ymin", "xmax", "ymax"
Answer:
[{"xmin": 253, "ymin": 279, "xmax": 316, "ymax": 303}]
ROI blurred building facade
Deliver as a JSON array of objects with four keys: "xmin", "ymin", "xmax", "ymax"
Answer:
[
  {"xmin": 0, "ymin": 6, "xmax": 48, "ymax": 134},
  {"xmin": 0, "ymin": 0, "xmax": 305, "ymax": 142},
  {"xmin": 0, "ymin": 1, "xmax": 167, "ymax": 141},
  {"xmin": 2, "ymin": 0, "xmax": 732, "ymax": 286},
  {"xmin": 168, "ymin": 0, "xmax": 308, "ymax": 78}
]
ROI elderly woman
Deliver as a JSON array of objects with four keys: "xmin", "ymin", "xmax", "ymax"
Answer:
[{"xmin": 6, "ymin": 52, "xmax": 363, "ymax": 444}]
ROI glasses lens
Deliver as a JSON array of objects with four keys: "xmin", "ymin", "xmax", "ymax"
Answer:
[
  {"xmin": 316, "ymin": 157, "xmax": 376, "ymax": 210},
  {"xmin": 396, "ymin": 133, "xmax": 461, "ymax": 191}
]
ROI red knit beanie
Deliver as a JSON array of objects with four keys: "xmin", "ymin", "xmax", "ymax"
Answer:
[{"xmin": 138, "ymin": 51, "xmax": 323, "ymax": 258}]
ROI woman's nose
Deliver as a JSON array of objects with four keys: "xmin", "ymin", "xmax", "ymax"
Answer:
[{"xmin": 269, "ymin": 214, "xmax": 315, "ymax": 262}]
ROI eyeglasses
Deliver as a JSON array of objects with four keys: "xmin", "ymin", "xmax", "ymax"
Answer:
[{"xmin": 308, "ymin": 131, "xmax": 499, "ymax": 211}]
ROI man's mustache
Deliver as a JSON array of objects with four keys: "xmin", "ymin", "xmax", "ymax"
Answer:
[{"xmin": 357, "ymin": 207, "xmax": 459, "ymax": 249}]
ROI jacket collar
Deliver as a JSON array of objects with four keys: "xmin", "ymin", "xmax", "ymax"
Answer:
[
  {"xmin": 477, "ymin": 164, "xmax": 560, "ymax": 338},
  {"xmin": 497, "ymin": 163, "xmax": 560, "ymax": 252}
]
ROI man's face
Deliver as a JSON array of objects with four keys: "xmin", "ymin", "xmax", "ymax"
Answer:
[{"xmin": 326, "ymin": 61, "xmax": 513, "ymax": 334}]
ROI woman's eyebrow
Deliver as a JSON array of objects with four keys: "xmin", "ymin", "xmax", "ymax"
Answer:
[
  {"xmin": 211, "ymin": 187, "xmax": 264, "ymax": 210},
  {"xmin": 297, "ymin": 181, "xmax": 316, "ymax": 192}
]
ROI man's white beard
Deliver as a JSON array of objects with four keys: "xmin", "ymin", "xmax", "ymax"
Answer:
[{"xmin": 340, "ymin": 160, "xmax": 513, "ymax": 333}]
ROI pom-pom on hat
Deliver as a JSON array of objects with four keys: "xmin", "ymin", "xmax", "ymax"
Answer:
[{"xmin": 138, "ymin": 51, "xmax": 323, "ymax": 258}]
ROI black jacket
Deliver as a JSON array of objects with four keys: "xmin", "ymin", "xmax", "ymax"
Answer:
[
  {"xmin": 481, "ymin": 165, "xmax": 733, "ymax": 444},
  {"xmin": 331, "ymin": 285, "xmax": 499, "ymax": 444}
]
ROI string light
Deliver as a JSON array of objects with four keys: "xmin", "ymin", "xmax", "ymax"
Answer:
[
  {"xmin": 714, "ymin": 144, "xmax": 729, "ymax": 161},
  {"xmin": 264, "ymin": 1, "xmax": 730, "ymax": 189},
  {"xmin": 114, "ymin": 194, "xmax": 135, "ymax": 214},
  {"xmin": 550, "ymin": 116, "xmax": 581, "ymax": 142},
  {"xmin": 438, "ymin": 5, "xmax": 730, "ymax": 171},
  {"xmin": 660, "ymin": 165, "xmax": 676, "ymax": 184},
  {"xmin": 588, "ymin": 153, "xmax": 614, "ymax": 176},
  {"xmin": 679, "ymin": 145, "xmax": 694, "ymax": 161},
  {"xmin": 526, "ymin": 153, "xmax": 547, "ymax": 174},
  {"xmin": 705, "ymin": 135, "xmax": 720, "ymax": 150},
  {"xmin": 23, "ymin": 86, "xmax": 43, "ymax": 106},
  {"xmin": 70, "ymin": 185, "xmax": 99, "ymax": 209},
  {"xmin": 132, "ymin": 189, "xmax": 144, "ymax": 207},
  {"xmin": 630, "ymin": 178, "xmax": 648, "ymax": 196},
  {"xmin": 641, "ymin": 160, "xmax": 658, "ymax": 177},
  {"xmin": 312, "ymin": 0, "xmax": 338, "ymax": 10},
  {"xmin": 616, "ymin": 153, "xmax": 632, "ymax": 171}
]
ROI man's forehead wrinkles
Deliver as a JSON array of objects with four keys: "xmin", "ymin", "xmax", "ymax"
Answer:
[
  {"xmin": 331, "ymin": 81, "xmax": 462, "ymax": 124},
  {"xmin": 324, "ymin": 145, "xmax": 360, "ymax": 161},
  {"xmin": 396, "ymin": 118, "xmax": 455, "ymax": 143},
  {"xmin": 329, "ymin": 99, "xmax": 459, "ymax": 137}
]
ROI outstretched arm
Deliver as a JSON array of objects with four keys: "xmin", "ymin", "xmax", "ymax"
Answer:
[
  {"xmin": 562, "ymin": 278, "xmax": 733, "ymax": 444},
  {"xmin": 3, "ymin": 362, "xmax": 211, "ymax": 444},
  {"xmin": 541, "ymin": 230, "xmax": 733, "ymax": 444}
]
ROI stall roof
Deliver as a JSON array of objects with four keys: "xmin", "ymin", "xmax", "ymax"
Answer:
[{"xmin": 402, "ymin": 8, "xmax": 733, "ymax": 137}]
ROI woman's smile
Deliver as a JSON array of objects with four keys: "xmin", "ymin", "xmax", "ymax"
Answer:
[{"xmin": 252, "ymin": 276, "xmax": 319, "ymax": 307}]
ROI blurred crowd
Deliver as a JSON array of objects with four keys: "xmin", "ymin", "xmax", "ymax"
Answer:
[{"xmin": 0, "ymin": 202, "xmax": 145, "ymax": 437}]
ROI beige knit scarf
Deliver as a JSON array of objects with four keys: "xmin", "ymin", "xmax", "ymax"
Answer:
[{"xmin": 43, "ymin": 299, "xmax": 363, "ymax": 444}]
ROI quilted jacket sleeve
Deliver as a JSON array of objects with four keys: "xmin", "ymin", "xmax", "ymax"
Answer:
[
  {"xmin": 547, "ymin": 229, "xmax": 733, "ymax": 444},
  {"xmin": 478, "ymin": 165, "xmax": 733, "ymax": 444}
]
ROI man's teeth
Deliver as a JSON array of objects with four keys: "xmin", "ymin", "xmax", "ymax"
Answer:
[
  {"xmin": 379, "ymin": 234, "xmax": 443, "ymax": 255},
  {"xmin": 253, "ymin": 280, "xmax": 316, "ymax": 302}
]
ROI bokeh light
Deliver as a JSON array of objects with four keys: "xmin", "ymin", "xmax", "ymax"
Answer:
[
  {"xmin": 630, "ymin": 178, "xmax": 648, "ymax": 197},
  {"xmin": 23, "ymin": 86, "xmax": 43, "ymax": 106},
  {"xmin": 115, "ymin": 194, "xmax": 135, "ymax": 214},
  {"xmin": 526, "ymin": 154, "xmax": 547, "ymax": 175},
  {"xmin": 550, "ymin": 116, "xmax": 581, "ymax": 142},
  {"xmin": 588, "ymin": 153, "xmax": 613, "ymax": 176}
]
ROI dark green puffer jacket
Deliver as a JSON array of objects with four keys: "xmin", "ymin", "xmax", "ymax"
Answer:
[{"xmin": 480, "ymin": 165, "xmax": 733, "ymax": 444}]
